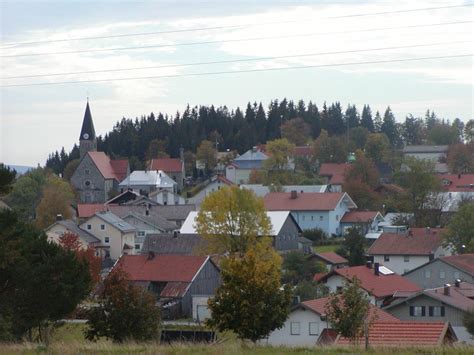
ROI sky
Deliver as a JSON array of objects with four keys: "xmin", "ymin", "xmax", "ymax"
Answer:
[{"xmin": 1, "ymin": 0, "xmax": 473, "ymax": 166}]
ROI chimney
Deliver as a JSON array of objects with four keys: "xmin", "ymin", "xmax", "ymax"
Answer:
[
  {"xmin": 425, "ymin": 227, "xmax": 431, "ymax": 235},
  {"xmin": 290, "ymin": 190, "xmax": 298, "ymax": 199},
  {"xmin": 443, "ymin": 284, "xmax": 450, "ymax": 296},
  {"xmin": 56, "ymin": 214, "xmax": 63, "ymax": 221},
  {"xmin": 147, "ymin": 251, "xmax": 155, "ymax": 260},
  {"xmin": 455, "ymin": 279, "xmax": 461, "ymax": 288},
  {"xmin": 145, "ymin": 209, "xmax": 150, "ymax": 216},
  {"xmin": 374, "ymin": 262, "xmax": 380, "ymax": 276},
  {"xmin": 173, "ymin": 231, "xmax": 178, "ymax": 238},
  {"xmin": 366, "ymin": 261, "xmax": 372, "ymax": 269}
]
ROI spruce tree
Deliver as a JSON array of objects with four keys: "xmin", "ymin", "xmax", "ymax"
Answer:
[{"xmin": 360, "ymin": 105, "xmax": 374, "ymax": 132}]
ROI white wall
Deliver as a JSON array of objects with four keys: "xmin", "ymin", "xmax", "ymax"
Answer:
[
  {"xmin": 373, "ymin": 255, "xmax": 430, "ymax": 275},
  {"xmin": 192, "ymin": 296, "xmax": 212, "ymax": 322},
  {"xmin": 263, "ymin": 308, "xmax": 326, "ymax": 347},
  {"xmin": 325, "ymin": 275, "xmax": 375, "ymax": 305}
]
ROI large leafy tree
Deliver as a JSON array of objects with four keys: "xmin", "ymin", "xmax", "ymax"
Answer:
[
  {"xmin": 85, "ymin": 268, "xmax": 160, "ymax": 343},
  {"xmin": 207, "ymin": 243, "xmax": 292, "ymax": 342},
  {"xmin": 196, "ymin": 140, "xmax": 217, "ymax": 175},
  {"xmin": 281, "ymin": 117, "xmax": 310, "ymax": 145},
  {"xmin": 325, "ymin": 277, "xmax": 372, "ymax": 343},
  {"xmin": 196, "ymin": 186, "xmax": 271, "ymax": 255},
  {"xmin": 282, "ymin": 251, "xmax": 325, "ymax": 285},
  {"xmin": 444, "ymin": 203, "xmax": 474, "ymax": 254},
  {"xmin": 336, "ymin": 227, "xmax": 367, "ymax": 266},
  {"xmin": 313, "ymin": 130, "xmax": 347, "ymax": 164},
  {"xmin": 263, "ymin": 138, "xmax": 295, "ymax": 171},
  {"xmin": 447, "ymin": 144, "xmax": 474, "ymax": 174},
  {"xmin": 0, "ymin": 210, "xmax": 91, "ymax": 342},
  {"xmin": 364, "ymin": 133, "xmax": 390, "ymax": 163}
]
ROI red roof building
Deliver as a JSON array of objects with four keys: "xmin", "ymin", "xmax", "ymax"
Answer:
[
  {"xmin": 319, "ymin": 163, "xmax": 352, "ymax": 186},
  {"xmin": 340, "ymin": 211, "xmax": 381, "ymax": 223},
  {"xmin": 264, "ymin": 192, "xmax": 355, "ymax": 211},
  {"xmin": 77, "ymin": 204, "xmax": 106, "ymax": 218},
  {"xmin": 88, "ymin": 151, "xmax": 129, "ymax": 182},
  {"xmin": 334, "ymin": 321, "xmax": 457, "ymax": 347},
  {"xmin": 149, "ymin": 158, "xmax": 183, "ymax": 173},
  {"xmin": 310, "ymin": 252, "xmax": 348, "ymax": 272},
  {"xmin": 440, "ymin": 174, "xmax": 474, "ymax": 192},
  {"xmin": 442, "ymin": 253, "xmax": 474, "ymax": 275}
]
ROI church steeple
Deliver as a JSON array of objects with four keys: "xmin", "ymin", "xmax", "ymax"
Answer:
[{"xmin": 79, "ymin": 100, "xmax": 97, "ymax": 159}]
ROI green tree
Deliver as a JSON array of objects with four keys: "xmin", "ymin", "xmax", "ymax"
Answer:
[
  {"xmin": 207, "ymin": 243, "xmax": 292, "ymax": 342},
  {"xmin": 0, "ymin": 164, "xmax": 16, "ymax": 195},
  {"xmin": 347, "ymin": 127, "xmax": 369, "ymax": 152},
  {"xmin": 196, "ymin": 186, "xmax": 271, "ymax": 255},
  {"xmin": 282, "ymin": 251, "xmax": 325, "ymax": 285},
  {"xmin": 263, "ymin": 138, "xmax": 295, "ymax": 171},
  {"xmin": 294, "ymin": 280, "xmax": 329, "ymax": 301},
  {"xmin": 447, "ymin": 144, "xmax": 474, "ymax": 173},
  {"xmin": 360, "ymin": 105, "xmax": 374, "ymax": 132},
  {"xmin": 62, "ymin": 159, "xmax": 80, "ymax": 181},
  {"xmin": 146, "ymin": 139, "xmax": 169, "ymax": 160},
  {"xmin": 381, "ymin": 106, "xmax": 401, "ymax": 148},
  {"xmin": 281, "ymin": 117, "xmax": 310, "ymax": 145},
  {"xmin": 364, "ymin": 133, "xmax": 390, "ymax": 163},
  {"xmin": 402, "ymin": 114, "xmax": 425, "ymax": 145},
  {"xmin": 336, "ymin": 227, "xmax": 366, "ymax": 266},
  {"xmin": 196, "ymin": 140, "xmax": 217, "ymax": 174},
  {"xmin": 325, "ymin": 277, "xmax": 372, "ymax": 343},
  {"xmin": 427, "ymin": 124, "xmax": 460, "ymax": 145},
  {"xmin": 0, "ymin": 210, "xmax": 91, "ymax": 342},
  {"xmin": 313, "ymin": 130, "xmax": 347, "ymax": 163},
  {"xmin": 85, "ymin": 268, "xmax": 160, "ymax": 343},
  {"xmin": 444, "ymin": 203, "xmax": 474, "ymax": 254},
  {"xmin": 464, "ymin": 120, "xmax": 474, "ymax": 143}
]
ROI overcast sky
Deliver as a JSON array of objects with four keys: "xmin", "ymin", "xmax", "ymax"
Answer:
[{"xmin": 1, "ymin": 0, "xmax": 473, "ymax": 166}]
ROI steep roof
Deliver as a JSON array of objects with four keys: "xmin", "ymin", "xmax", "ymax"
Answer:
[
  {"xmin": 440, "ymin": 174, "xmax": 474, "ymax": 192},
  {"xmin": 149, "ymin": 158, "xmax": 183, "ymax": 173},
  {"xmin": 118, "ymin": 170, "xmax": 176, "ymax": 188},
  {"xmin": 318, "ymin": 265, "xmax": 421, "ymax": 298},
  {"xmin": 319, "ymin": 163, "xmax": 351, "ymax": 185},
  {"xmin": 87, "ymin": 151, "xmax": 128, "ymax": 181},
  {"xmin": 301, "ymin": 297, "xmax": 398, "ymax": 322},
  {"xmin": 142, "ymin": 233, "xmax": 207, "ymax": 255},
  {"xmin": 341, "ymin": 211, "xmax": 382, "ymax": 223},
  {"xmin": 312, "ymin": 252, "xmax": 348, "ymax": 265},
  {"xmin": 367, "ymin": 228, "xmax": 446, "ymax": 256},
  {"xmin": 46, "ymin": 219, "xmax": 100, "ymax": 244},
  {"xmin": 77, "ymin": 204, "xmax": 106, "ymax": 218},
  {"xmin": 79, "ymin": 101, "xmax": 96, "ymax": 140},
  {"xmin": 335, "ymin": 321, "xmax": 456, "ymax": 347},
  {"xmin": 264, "ymin": 192, "xmax": 356, "ymax": 211},
  {"xmin": 115, "ymin": 254, "xmax": 209, "ymax": 282},
  {"xmin": 441, "ymin": 254, "xmax": 474, "ymax": 276}
]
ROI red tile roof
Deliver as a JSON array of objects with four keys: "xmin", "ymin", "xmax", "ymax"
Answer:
[
  {"xmin": 318, "ymin": 265, "xmax": 421, "ymax": 298},
  {"xmin": 408, "ymin": 227, "xmax": 446, "ymax": 238},
  {"xmin": 440, "ymin": 174, "xmax": 474, "ymax": 192},
  {"xmin": 264, "ymin": 192, "xmax": 350, "ymax": 211},
  {"xmin": 115, "ymin": 254, "xmax": 208, "ymax": 282},
  {"xmin": 314, "ymin": 252, "xmax": 348, "ymax": 265},
  {"xmin": 313, "ymin": 272, "xmax": 327, "ymax": 282},
  {"xmin": 425, "ymin": 283, "xmax": 474, "ymax": 312},
  {"xmin": 367, "ymin": 229, "xmax": 446, "ymax": 256},
  {"xmin": 442, "ymin": 253, "xmax": 474, "ymax": 275},
  {"xmin": 88, "ymin": 152, "xmax": 128, "ymax": 182},
  {"xmin": 294, "ymin": 146, "xmax": 312, "ymax": 156},
  {"xmin": 319, "ymin": 163, "xmax": 351, "ymax": 185},
  {"xmin": 160, "ymin": 281, "xmax": 190, "ymax": 298},
  {"xmin": 341, "ymin": 211, "xmax": 380, "ymax": 223},
  {"xmin": 335, "ymin": 322, "xmax": 455, "ymax": 347},
  {"xmin": 216, "ymin": 175, "xmax": 234, "ymax": 185},
  {"xmin": 301, "ymin": 297, "xmax": 399, "ymax": 322},
  {"xmin": 77, "ymin": 203, "xmax": 106, "ymax": 218},
  {"xmin": 149, "ymin": 158, "xmax": 182, "ymax": 172}
]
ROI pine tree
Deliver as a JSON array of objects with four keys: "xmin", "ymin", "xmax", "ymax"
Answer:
[
  {"xmin": 381, "ymin": 106, "xmax": 401, "ymax": 147},
  {"xmin": 344, "ymin": 104, "xmax": 359, "ymax": 130},
  {"xmin": 360, "ymin": 105, "xmax": 374, "ymax": 132}
]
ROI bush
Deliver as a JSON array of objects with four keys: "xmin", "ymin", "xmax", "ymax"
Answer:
[{"xmin": 302, "ymin": 228, "xmax": 328, "ymax": 246}]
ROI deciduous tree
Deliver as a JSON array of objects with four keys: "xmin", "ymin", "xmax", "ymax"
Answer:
[
  {"xmin": 444, "ymin": 203, "xmax": 474, "ymax": 254},
  {"xmin": 281, "ymin": 117, "xmax": 311, "ymax": 145},
  {"xmin": 282, "ymin": 251, "xmax": 325, "ymax": 285},
  {"xmin": 196, "ymin": 140, "xmax": 217, "ymax": 174},
  {"xmin": 336, "ymin": 227, "xmax": 367, "ymax": 266},
  {"xmin": 293, "ymin": 280, "xmax": 329, "ymax": 301},
  {"xmin": 313, "ymin": 130, "xmax": 347, "ymax": 163},
  {"xmin": 364, "ymin": 133, "xmax": 390, "ymax": 163},
  {"xmin": 263, "ymin": 138, "xmax": 295, "ymax": 171},
  {"xmin": 447, "ymin": 144, "xmax": 474, "ymax": 173}
]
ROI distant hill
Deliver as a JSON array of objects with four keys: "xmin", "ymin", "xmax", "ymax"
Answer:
[{"xmin": 7, "ymin": 165, "xmax": 34, "ymax": 175}]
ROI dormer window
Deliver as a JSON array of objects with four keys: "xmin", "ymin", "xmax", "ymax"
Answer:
[{"xmin": 85, "ymin": 169, "xmax": 90, "ymax": 175}]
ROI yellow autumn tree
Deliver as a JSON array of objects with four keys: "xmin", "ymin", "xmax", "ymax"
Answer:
[{"xmin": 196, "ymin": 185, "xmax": 271, "ymax": 255}]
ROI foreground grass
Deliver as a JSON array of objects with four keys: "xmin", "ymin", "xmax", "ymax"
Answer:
[{"xmin": 313, "ymin": 244, "xmax": 339, "ymax": 253}]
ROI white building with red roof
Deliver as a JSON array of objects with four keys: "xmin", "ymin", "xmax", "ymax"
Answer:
[
  {"xmin": 340, "ymin": 211, "xmax": 384, "ymax": 236},
  {"xmin": 149, "ymin": 158, "xmax": 185, "ymax": 192},
  {"xmin": 367, "ymin": 227, "xmax": 451, "ymax": 275},
  {"xmin": 318, "ymin": 163, "xmax": 352, "ymax": 192},
  {"xmin": 115, "ymin": 253, "xmax": 220, "ymax": 319},
  {"xmin": 264, "ymin": 191, "xmax": 357, "ymax": 235},
  {"xmin": 309, "ymin": 252, "xmax": 348, "ymax": 272}
]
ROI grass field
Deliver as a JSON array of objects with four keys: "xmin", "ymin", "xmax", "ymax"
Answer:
[
  {"xmin": 0, "ymin": 323, "xmax": 472, "ymax": 354},
  {"xmin": 313, "ymin": 244, "xmax": 339, "ymax": 253}
]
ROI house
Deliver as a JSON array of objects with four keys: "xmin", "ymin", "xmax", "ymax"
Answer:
[
  {"xmin": 80, "ymin": 211, "xmax": 136, "ymax": 260},
  {"xmin": 261, "ymin": 296, "xmax": 398, "ymax": 347},
  {"xmin": 367, "ymin": 228, "xmax": 451, "ymax": 275},
  {"xmin": 318, "ymin": 163, "xmax": 352, "ymax": 192},
  {"xmin": 179, "ymin": 211, "xmax": 304, "ymax": 253},
  {"xmin": 340, "ymin": 211, "xmax": 384, "ymax": 236},
  {"xmin": 149, "ymin": 189, "xmax": 186, "ymax": 205},
  {"xmin": 264, "ymin": 191, "xmax": 357, "ymax": 235},
  {"xmin": 404, "ymin": 254, "xmax": 474, "ymax": 289},
  {"xmin": 71, "ymin": 151, "xmax": 129, "ymax": 203},
  {"xmin": 188, "ymin": 175, "xmax": 234, "ymax": 206},
  {"xmin": 384, "ymin": 281, "xmax": 474, "ymax": 344},
  {"xmin": 225, "ymin": 147, "xmax": 268, "ymax": 184},
  {"xmin": 115, "ymin": 253, "xmax": 221, "ymax": 319},
  {"xmin": 308, "ymin": 252, "xmax": 348, "ymax": 272},
  {"xmin": 45, "ymin": 218, "xmax": 100, "ymax": 249},
  {"xmin": 316, "ymin": 263, "xmax": 422, "ymax": 306},
  {"xmin": 438, "ymin": 174, "xmax": 474, "ymax": 212},
  {"xmin": 118, "ymin": 170, "xmax": 177, "ymax": 195},
  {"xmin": 334, "ymin": 321, "xmax": 457, "ymax": 347},
  {"xmin": 402, "ymin": 145, "xmax": 449, "ymax": 162},
  {"xmin": 240, "ymin": 184, "xmax": 329, "ymax": 197},
  {"xmin": 149, "ymin": 158, "xmax": 185, "ymax": 192},
  {"xmin": 142, "ymin": 233, "xmax": 207, "ymax": 255},
  {"xmin": 105, "ymin": 189, "xmax": 158, "ymax": 206}
]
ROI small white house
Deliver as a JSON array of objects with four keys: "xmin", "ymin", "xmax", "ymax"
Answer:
[
  {"xmin": 188, "ymin": 175, "xmax": 234, "ymax": 206},
  {"xmin": 149, "ymin": 189, "xmax": 186, "ymax": 205},
  {"xmin": 119, "ymin": 170, "xmax": 177, "ymax": 195}
]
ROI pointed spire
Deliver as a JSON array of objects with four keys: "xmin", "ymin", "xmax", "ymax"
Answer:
[{"xmin": 79, "ymin": 101, "xmax": 96, "ymax": 141}]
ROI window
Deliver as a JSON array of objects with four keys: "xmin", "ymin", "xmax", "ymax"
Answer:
[
  {"xmin": 440, "ymin": 271, "xmax": 446, "ymax": 279},
  {"xmin": 86, "ymin": 224, "xmax": 92, "ymax": 230},
  {"xmin": 336, "ymin": 215, "xmax": 339, "ymax": 221},
  {"xmin": 409, "ymin": 306, "xmax": 425, "ymax": 317},
  {"xmin": 429, "ymin": 306, "xmax": 445, "ymax": 317},
  {"xmin": 425, "ymin": 270, "xmax": 431, "ymax": 278},
  {"xmin": 454, "ymin": 271, "xmax": 460, "ymax": 279},
  {"xmin": 100, "ymin": 224, "xmax": 106, "ymax": 230},
  {"xmin": 85, "ymin": 169, "xmax": 90, "ymax": 175},
  {"xmin": 105, "ymin": 250, "xmax": 110, "ymax": 258},
  {"xmin": 104, "ymin": 237, "xmax": 110, "ymax": 244},
  {"xmin": 309, "ymin": 322, "xmax": 319, "ymax": 335},
  {"xmin": 135, "ymin": 244, "xmax": 140, "ymax": 250},
  {"xmin": 84, "ymin": 180, "xmax": 91, "ymax": 187},
  {"xmin": 404, "ymin": 255, "xmax": 410, "ymax": 262},
  {"xmin": 290, "ymin": 322, "xmax": 300, "ymax": 335},
  {"xmin": 319, "ymin": 216, "xmax": 323, "ymax": 221},
  {"xmin": 137, "ymin": 231, "xmax": 145, "ymax": 237},
  {"xmin": 384, "ymin": 255, "xmax": 390, "ymax": 262},
  {"xmin": 311, "ymin": 216, "xmax": 314, "ymax": 221}
]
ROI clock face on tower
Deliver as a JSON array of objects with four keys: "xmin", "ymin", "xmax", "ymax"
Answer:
[{"xmin": 83, "ymin": 133, "xmax": 89, "ymax": 139}]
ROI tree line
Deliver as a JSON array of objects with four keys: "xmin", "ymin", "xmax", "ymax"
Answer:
[{"xmin": 45, "ymin": 99, "xmax": 473, "ymax": 174}]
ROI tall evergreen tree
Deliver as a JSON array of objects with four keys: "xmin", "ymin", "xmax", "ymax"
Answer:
[
  {"xmin": 344, "ymin": 104, "xmax": 359, "ymax": 130},
  {"xmin": 381, "ymin": 106, "xmax": 401, "ymax": 147},
  {"xmin": 360, "ymin": 105, "xmax": 374, "ymax": 132}
]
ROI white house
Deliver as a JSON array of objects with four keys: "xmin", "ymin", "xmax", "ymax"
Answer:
[
  {"xmin": 225, "ymin": 147, "xmax": 268, "ymax": 184},
  {"xmin": 45, "ymin": 218, "xmax": 100, "ymax": 249},
  {"xmin": 263, "ymin": 191, "xmax": 357, "ymax": 235},
  {"xmin": 262, "ymin": 297, "xmax": 399, "ymax": 347},
  {"xmin": 367, "ymin": 228, "xmax": 451, "ymax": 275},
  {"xmin": 188, "ymin": 175, "xmax": 234, "ymax": 206},
  {"xmin": 119, "ymin": 170, "xmax": 177, "ymax": 195},
  {"xmin": 240, "ymin": 184, "xmax": 329, "ymax": 197},
  {"xmin": 149, "ymin": 189, "xmax": 187, "ymax": 205}
]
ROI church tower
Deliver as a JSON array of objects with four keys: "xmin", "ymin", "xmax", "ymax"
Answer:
[{"xmin": 79, "ymin": 100, "xmax": 97, "ymax": 159}]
